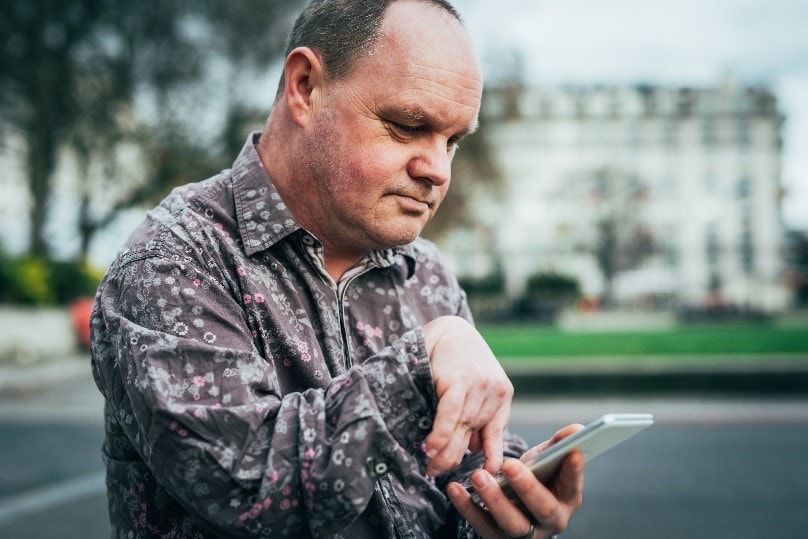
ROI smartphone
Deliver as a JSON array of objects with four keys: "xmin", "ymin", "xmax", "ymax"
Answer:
[{"xmin": 469, "ymin": 413, "xmax": 654, "ymax": 504}]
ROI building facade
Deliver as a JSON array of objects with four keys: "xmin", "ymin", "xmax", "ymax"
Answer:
[{"xmin": 437, "ymin": 80, "xmax": 790, "ymax": 312}]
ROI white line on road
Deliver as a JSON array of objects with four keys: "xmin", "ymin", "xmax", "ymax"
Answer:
[{"xmin": 0, "ymin": 471, "xmax": 106, "ymax": 528}]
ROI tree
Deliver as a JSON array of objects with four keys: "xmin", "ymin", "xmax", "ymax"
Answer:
[
  {"xmin": 589, "ymin": 167, "xmax": 655, "ymax": 304},
  {"xmin": 0, "ymin": 0, "xmax": 303, "ymax": 260}
]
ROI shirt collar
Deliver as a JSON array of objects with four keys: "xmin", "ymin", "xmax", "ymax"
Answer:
[
  {"xmin": 232, "ymin": 133, "xmax": 301, "ymax": 256},
  {"xmin": 232, "ymin": 132, "xmax": 418, "ymax": 278}
]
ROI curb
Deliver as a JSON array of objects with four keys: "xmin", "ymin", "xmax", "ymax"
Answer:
[
  {"xmin": 507, "ymin": 369, "xmax": 808, "ymax": 396},
  {"xmin": 504, "ymin": 355, "xmax": 808, "ymax": 396}
]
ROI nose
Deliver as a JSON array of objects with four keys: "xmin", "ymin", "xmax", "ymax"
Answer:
[{"xmin": 407, "ymin": 139, "xmax": 452, "ymax": 187}]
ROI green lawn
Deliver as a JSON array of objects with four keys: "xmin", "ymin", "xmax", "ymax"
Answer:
[{"xmin": 478, "ymin": 323, "xmax": 808, "ymax": 361}]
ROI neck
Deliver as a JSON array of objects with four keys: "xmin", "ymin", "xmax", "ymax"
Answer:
[
  {"xmin": 256, "ymin": 114, "xmax": 367, "ymax": 283},
  {"xmin": 323, "ymin": 253, "xmax": 363, "ymax": 283}
]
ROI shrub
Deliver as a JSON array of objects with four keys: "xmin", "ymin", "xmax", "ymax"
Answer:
[
  {"xmin": 0, "ymin": 251, "xmax": 102, "ymax": 306},
  {"xmin": 525, "ymin": 272, "xmax": 580, "ymax": 299},
  {"xmin": 513, "ymin": 272, "xmax": 581, "ymax": 323},
  {"xmin": 6, "ymin": 256, "xmax": 56, "ymax": 305},
  {"xmin": 459, "ymin": 271, "xmax": 506, "ymax": 296},
  {"xmin": 50, "ymin": 260, "xmax": 103, "ymax": 304}
]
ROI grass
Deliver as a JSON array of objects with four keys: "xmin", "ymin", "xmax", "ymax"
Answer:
[{"xmin": 478, "ymin": 323, "xmax": 808, "ymax": 362}]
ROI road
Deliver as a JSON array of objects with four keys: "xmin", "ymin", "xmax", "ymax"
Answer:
[{"xmin": 1, "ymin": 373, "xmax": 807, "ymax": 538}]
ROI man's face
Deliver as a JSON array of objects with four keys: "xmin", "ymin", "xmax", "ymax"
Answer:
[{"xmin": 301, "ymin": 0, "xmax": 483, "ymax": 257}]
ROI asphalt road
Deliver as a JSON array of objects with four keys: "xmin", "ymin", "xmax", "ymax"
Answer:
[{"xmin": 1, "ymin": 375, "xmax": 807, "ymax": 538}]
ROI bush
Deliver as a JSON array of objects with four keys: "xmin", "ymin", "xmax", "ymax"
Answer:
[
  {"xmin": 525, "ymin": 272, "xmax": 580, "ymax": 299},
  {"xmin": 50, "ymin": 260, "xmax": 104, "ymax": 304},
  {"xmin": 513, "ymin": 272, "xmax": 581, "ymax": 323},
  {"xmin": 0, "ymin": 252, "xmax": 102, "ymax": 306},
  {"xmin": 459, "ymin": 271, "xmax": 506, "ymax": 296}
]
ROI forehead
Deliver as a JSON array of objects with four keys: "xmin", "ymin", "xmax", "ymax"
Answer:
[{"xmin": 339, "ymin": 1, "xmax": 483, "ymax": 127}]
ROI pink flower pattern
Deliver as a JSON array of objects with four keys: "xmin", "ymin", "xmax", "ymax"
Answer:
[{"xmin": 89, "ymin": 137, "xmax": 525, "ymax": 538}]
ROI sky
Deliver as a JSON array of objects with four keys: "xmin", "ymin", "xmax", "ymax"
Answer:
[{"xmin": 452, "ymin": 0, "xmax": 808, "ymax": 229}]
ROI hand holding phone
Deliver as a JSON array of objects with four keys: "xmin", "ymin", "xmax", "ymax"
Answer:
[{"xmin": 469, "ymin": 413, "xmax": 654, "ymax": 504}]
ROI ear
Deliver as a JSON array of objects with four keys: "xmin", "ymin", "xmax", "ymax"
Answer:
[{"xmin": 282, "ymin": 47, "xmax": 326, "ymax": 128}]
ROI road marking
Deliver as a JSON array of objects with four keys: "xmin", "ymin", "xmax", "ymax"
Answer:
[{"xmin": 0, "ymin": 471, "xmax": 106, "ymax": 528}]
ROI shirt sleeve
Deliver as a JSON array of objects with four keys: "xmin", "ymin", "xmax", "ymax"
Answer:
[{"xmin": 91, "ymin": 254, "xmax": 438, "ymax": 537}]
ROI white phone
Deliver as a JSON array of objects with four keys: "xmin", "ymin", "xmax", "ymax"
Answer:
[{"xmin": 469, "ymin": 413, "xmax": 654, "ymax": 504}]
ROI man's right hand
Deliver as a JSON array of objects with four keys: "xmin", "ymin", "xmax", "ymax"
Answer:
[{"xmin": 422, "ymin": 316, "xmax": 513, "ymax": 477}]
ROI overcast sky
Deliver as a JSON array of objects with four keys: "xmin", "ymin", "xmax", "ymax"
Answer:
[{"xmin": 453, "ymin": 0, "xmax": 808, "ymax": 229}]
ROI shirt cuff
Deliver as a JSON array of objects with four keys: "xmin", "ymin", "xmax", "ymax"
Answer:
[{"xmin": 359, "ymin": 327, "xmax": 438, "ymax": 457}]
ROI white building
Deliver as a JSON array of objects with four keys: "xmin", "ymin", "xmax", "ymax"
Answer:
[{"xmin": 438, "ymin": 80, "xmax": 790, "ymax": 312}]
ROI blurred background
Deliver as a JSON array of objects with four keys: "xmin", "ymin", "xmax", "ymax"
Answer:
[
  {"xmin": 1, "ymin": 0, "xmax": 808, "ymax": 319},
  {"xmin": 1, "ymin": 0, "xmax": 807, "ymax": 537}
]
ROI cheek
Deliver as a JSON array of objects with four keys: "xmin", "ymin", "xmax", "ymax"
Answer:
[{"xmin": 345, "ymin": 145, "xmax": 406, "ymax": 189}]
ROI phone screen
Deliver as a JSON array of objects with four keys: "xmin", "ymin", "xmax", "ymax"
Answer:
[{"xmin": 468, "ymin": 413, "xmax": 654, "ymax": 504}]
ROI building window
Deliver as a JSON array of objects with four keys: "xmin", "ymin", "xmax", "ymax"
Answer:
[
  {"xmin": 663, "ymin": 120, "xmax": 678, "ymax": 148},
  {"xmin": 740, "ymin": 212, "xmax": 754, "ymax": 275},
  {"xmin": 704, "ymin": 164, "xmax": 716, "ymax": 195},
  {"xmin": 736, "ymin": 175, "xmax": 751, "ymax": 199},
  {"xmin": 663, "ymin": 223, "xmax": 678, "ymax": 266},
  {"xmin": 706, "ymin": 223, "xmax": 719, "ymax": 269},
  {"xmin": 735, "ymin": 115, "xmax": 750, "ymax": 146},
  {"xmin": 702, "ymin": 116, "xmax": 717, "ymax": 148},
  {"xmin": 628, "ymin": 122, "xmax": 643, "ymax": 148}
]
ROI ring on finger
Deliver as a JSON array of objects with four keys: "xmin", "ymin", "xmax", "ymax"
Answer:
[{"xmin": 504, "ymin": 522, "xmax": 535, "ymax": 539}]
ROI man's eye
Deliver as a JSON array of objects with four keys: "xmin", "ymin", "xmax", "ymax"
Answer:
[{"xmin": 390, "ymin": 122, "xmax": 421, "ymax": 137}]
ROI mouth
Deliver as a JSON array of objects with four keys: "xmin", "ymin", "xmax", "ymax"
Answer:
[{"xmin": 392, "ymin": 193, "xmax": 433, "ymax": 214}]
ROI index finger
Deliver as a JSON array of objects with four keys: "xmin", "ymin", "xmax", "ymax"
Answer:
[
  {"xmin": 424, "ymin": 385, "xmax": 466, "ymax": 460},
  {"xmin": 479, "ymin": 403, "xmax": 510, "ymax": 474}
]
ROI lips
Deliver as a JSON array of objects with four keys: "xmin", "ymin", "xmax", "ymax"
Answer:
[{"xmin": 391, "ymin": 190, "xmax": 435, "ymax": 209}]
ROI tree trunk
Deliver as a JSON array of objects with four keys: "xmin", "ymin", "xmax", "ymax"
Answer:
[
  {"xmin": 26, "ymin": 42, "xmax": 62, "ymax": 259},
  {"xmin": 27, "ymin": 118, "xmax": 57, "ymax": 258}
]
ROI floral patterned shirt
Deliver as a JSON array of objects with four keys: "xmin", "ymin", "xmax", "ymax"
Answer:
[{"xmin": 90, "ymin": 134, "xmax": 526, "ymax": 538}]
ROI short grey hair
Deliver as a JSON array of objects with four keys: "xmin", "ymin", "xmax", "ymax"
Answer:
[{"xmin": 277, "ymin": 0, "xmax": 462, "ymax": 95}]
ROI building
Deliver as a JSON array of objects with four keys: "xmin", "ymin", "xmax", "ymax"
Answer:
[{"xmin": 437, "ymin": 79, "xmax": 790, "ymax": 312}]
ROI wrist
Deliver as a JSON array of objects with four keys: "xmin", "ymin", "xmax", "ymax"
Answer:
[{"xmin": 422, "ymin": 315, "xmax": 471, "ymax": 359}]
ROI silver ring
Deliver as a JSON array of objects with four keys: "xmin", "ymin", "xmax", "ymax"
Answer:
[{"xmin": 505, "ymin": 522, "xmax": 535, "ymax": 539}]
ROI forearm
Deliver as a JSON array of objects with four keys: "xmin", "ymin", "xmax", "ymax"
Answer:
[{"xmin": 100, "ymin": 315, "xmax": 436, "ymax": 536}]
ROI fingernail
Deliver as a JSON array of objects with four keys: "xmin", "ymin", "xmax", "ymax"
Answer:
[{"xmin": 471, "ymin": 471, "xmax": 489, "ymax": 489}]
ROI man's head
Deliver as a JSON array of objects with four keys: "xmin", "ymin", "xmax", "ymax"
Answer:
[
  {"xmin": 261, "ymin": 0, "xmax": 482, "ymax": 276},
  {"xmin": 276, "ymin": 0, "xmax": 463, "ymax": 96}
]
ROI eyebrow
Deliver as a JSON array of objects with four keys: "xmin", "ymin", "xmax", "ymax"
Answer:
[{"xmin": 381, "ymin": 105, "xmax": 479, "ymax": 139}]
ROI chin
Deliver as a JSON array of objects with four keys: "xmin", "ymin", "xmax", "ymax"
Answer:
[
  {"xmin": 373, "ymin": 226, "xmax": 423, "ymax": 248},
  {"xmin": 365, "ymin": 213, "xmax": 429, "ymax": 247}
]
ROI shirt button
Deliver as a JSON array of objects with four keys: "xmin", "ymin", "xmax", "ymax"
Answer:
[{"xmin": 302, "ymin": 235, "xmax": 315, "ymax": 246}]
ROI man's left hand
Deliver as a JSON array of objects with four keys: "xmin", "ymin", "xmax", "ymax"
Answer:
[{"xmin": 445, "ymin": 424, "xmax": 585, "ymax": 538}]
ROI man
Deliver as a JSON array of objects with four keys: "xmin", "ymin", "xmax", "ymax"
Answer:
[{"xmin": 90, "ymin": 0, "xmax": 584, "ymax": 537}]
